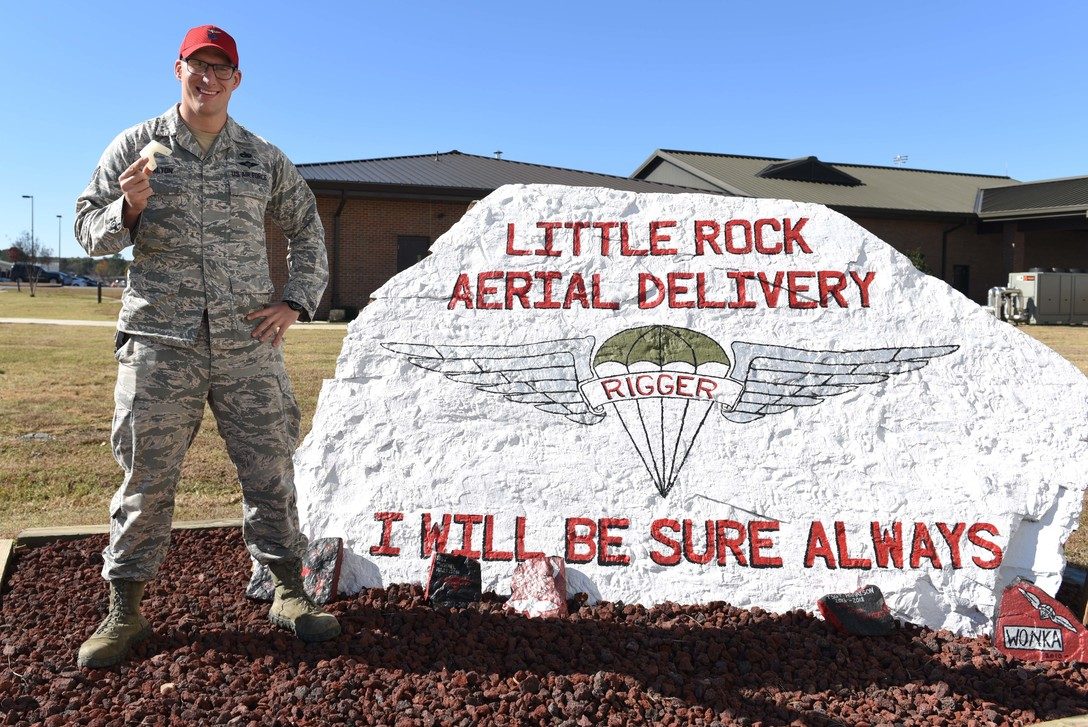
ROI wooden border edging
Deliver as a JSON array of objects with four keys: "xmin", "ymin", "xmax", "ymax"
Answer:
[
  {"xmin": 0, "ymin": 539, "xmax": 14, "ymax": 599},
  {"xmin": 12, "ymin": 519, "xmax": 243, "ymax": 547}
]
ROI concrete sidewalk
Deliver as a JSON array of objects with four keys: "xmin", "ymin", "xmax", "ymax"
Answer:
[
  {"xmin": 0, "ymin": 317, "xmax": 348, "ymax": 331},
  {"xmin": 0, "ymin": 317, "xmax": 114, "ymax": 327}
]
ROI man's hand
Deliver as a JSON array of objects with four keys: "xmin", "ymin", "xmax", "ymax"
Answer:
[
  {"xmin": 246, "ymin": 302, "xmax": 301, "ymax": 346},
  {"xmin": 120, "ymin": 157, "xmax": 154, "ymax": 230}
]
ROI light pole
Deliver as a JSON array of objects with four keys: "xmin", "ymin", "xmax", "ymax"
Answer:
[
  {"xmin": 21, "ymin": 195, "xmax": 34, "ymax": 262},
  {"xmin": 56, "ymin": 215, "xmax": 62, "ymax": 273}
]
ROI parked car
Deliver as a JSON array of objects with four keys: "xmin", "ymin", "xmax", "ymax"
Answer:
[
  {"xmin": 10, "ymin": 263, "xmax": 65, "ymax": 285},
  {"xmin": 69, "ymin": 275, "xmax": 98, "ymax": 287}
]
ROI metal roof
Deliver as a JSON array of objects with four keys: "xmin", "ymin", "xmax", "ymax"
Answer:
[
  {"xmin": 632, "ymin": 150, "xmax": 1016, "ymax": 216},
  {"xmin": 297, "ymin": 150, "xmax": 713, "ymax": 197},
  {"xmin": 976, "ymin": 176, "xmax": 1088, "ymax": 220}
]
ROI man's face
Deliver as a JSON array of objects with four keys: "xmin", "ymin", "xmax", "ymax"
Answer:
[{"xmin": 174, "ymin": 47, "xmax": 241, "ymax": 123}]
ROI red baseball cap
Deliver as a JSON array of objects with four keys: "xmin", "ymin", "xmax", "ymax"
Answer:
[{"xmin": 179, "ymin": 25, "xmax": 239, "ymax": 67}]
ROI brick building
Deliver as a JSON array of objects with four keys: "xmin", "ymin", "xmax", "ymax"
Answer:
[
  {"xmin": 632, "ymin": 151, "xmax": 1088, "ymax": 304},
  {"xmin": 265, "ymin": 151, "xmax": 707, "ymax": 321},
  {"xmin": 266, "ymin": 149, "xmax": 1088, "ymax": 319}
]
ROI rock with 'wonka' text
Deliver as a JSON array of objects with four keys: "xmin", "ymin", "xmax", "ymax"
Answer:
[{"xmin": 996, "ymin": 577, "xmax": 1088, "ymax": 662}]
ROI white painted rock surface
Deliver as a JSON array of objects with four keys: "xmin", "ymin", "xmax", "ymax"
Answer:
[{"xmin": 294, "ymin": 184, "xmax": 1088, "ymax": 636}]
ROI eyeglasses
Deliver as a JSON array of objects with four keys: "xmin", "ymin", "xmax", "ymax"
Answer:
[{"xmin": 181, "ymin": 57, "xmax": 237, "ymax": 81}]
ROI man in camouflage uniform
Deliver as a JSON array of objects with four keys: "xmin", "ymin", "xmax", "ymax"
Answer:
[{"xmin": 74, "ymin": 25, "xmax": 339, "ymax": 668}]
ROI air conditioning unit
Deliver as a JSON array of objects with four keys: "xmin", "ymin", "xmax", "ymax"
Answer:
[{"xmin": 1002, "ymin": 270, "xmax": 1088, "ymax": 325}]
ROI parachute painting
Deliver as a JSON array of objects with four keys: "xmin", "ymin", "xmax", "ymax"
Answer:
[{"xmin": 589, "ymin": 326, "xmax": 733, "ymax": 497}]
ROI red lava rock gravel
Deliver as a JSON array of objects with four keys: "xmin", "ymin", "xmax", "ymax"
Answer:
[{"xmin": 2, "ymin": 527, "xmax": 1088, "ymax": 725}]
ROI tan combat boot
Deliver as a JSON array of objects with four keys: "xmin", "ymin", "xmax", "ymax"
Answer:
[
  {"xmin": 267, "ymin": 560, "xmax": 341, "ymax": 642},
  {"xmin": 77, "ymin": 580, "xmax": 151, "ymax": 668}
]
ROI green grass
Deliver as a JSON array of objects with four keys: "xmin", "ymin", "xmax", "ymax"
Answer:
[
  {"xmin": 0, "ymin": 282, "xmax": 124, "ymax": 321},
  {"xmin": 0, "ymin": 286, "xmax": 345, "ymax": 536}
]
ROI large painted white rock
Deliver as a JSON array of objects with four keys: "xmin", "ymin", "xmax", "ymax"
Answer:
[{"xmin": 294, "ymin": 184, "xmax": 1088, "ymax": 636}]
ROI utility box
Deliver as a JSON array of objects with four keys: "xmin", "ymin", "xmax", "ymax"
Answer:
[{"xmin": 1008, "ymin": 271, "xmax": 1088, "ymax": 325}]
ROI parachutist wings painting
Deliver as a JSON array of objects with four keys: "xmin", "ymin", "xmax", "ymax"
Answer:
[
  {"xmin": 383, "ymin": 328, "xmax": 957, "ymax": 497},
  {"xmin": 294, "ymin": 184, "xmax": 1088, "ymax": 636}
]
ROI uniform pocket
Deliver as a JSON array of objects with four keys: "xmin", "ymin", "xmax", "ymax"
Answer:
[
  {"xmin": 276, "ymin": 369, "xmax": 302, "ymax": 447},
  {"xmin": 229, "ymin": 175, "xmax": 271, "ymax": 199},
  {"xmin": 140, "ymin": 174, "xmax": 193, "ymax": 252},
  {"xmin": 228, "ymin": 175, "xmax": 274, "ymax": 323},
  {"xmin": 120, "ymin": 268, "xmax": 184, "ymax": 332},
  {"xmin": 229, "ymin": 176, "xmax": 271, "ymax": 228}
]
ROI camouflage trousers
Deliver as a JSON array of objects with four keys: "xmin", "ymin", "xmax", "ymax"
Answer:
[{"xmin": 102, "ymin": 322, "xmax": 306, "ymax": 582}]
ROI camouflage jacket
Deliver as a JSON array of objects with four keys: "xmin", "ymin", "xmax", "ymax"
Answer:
[{"xmin": 75, "ymin": 105, "xmax": 328, "ymax": 346}]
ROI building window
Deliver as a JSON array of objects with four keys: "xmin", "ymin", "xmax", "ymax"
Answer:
[
  {"xmin": 953, "ymin": 265, "xmax": 970, "ymax": 296},
  {"xmin": 397, "ymin": 236, "xmax": 431, "ymax": 272}
]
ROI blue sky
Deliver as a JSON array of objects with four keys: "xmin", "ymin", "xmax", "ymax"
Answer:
[{"xmin": 2, "ymin": 1, "xmax": 1086, "ymax": 262}]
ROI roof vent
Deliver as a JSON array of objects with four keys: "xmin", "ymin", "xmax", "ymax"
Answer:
[{"xmin": 756, "ymin": 156, "xmax": 863, "ymax": 186}]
